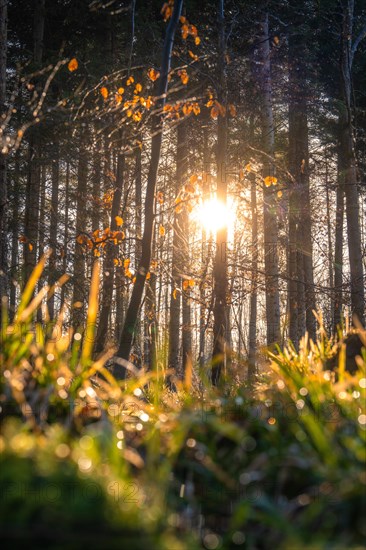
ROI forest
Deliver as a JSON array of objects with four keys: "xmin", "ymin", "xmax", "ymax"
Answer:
[{"xmin": 0, "ymin": 0, "xmax": 366, "ymax": 548}]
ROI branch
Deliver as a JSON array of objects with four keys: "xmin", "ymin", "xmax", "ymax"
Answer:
[{"xmin": 351, "ymin": 18, "xmax": 366, "ymax": 65}]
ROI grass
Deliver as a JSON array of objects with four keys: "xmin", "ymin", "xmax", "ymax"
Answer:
[{"xmin": 0, "ymin": 259, "xmax": 365, "ymax": 549}]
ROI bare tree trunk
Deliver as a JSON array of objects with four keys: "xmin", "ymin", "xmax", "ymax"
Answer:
[
  {"xmin": 255, "ymin": 11, "xmax": 281, "ymax": 347},
  {"xmin": 168, "ymin": 125, "xmax": 185, "ymax": 383},
  {"xmin": 325, "ymin": 159, "xmax": 334, "ymax": 326},
  {"xmin": 72, "ymin": 134, "xmax": 88, "ymax": 329},
  {"xmin": 48, "ymin": 137, "xmax": 59, "ymax": 318},
  {"xmin": 212, "ymin": 0, "xmax": 229, "ymax": 385},
  {"xmin": 339, "ymin": 0, "xmax": 365, "ymax": 324},
  {"xmin": 36, "ymin": 163, "xmax": 46, "ymax": 323},
  {"xmin": 248, "ymin": 171, "xmax": 258, "ymax": 380},
  {"xmin": 0, "ymin": 0, "xmax": 8, "ymax": 308},
  {"xmin": 288, "ymin": 29, "xmax": 316, "ymax": 343},
  {"xmin": 91, "ymin": 140, "xmax": 101, "ymax": 232},
  {"xmin": 95, "ymin": 147, "xmax": 125, "ymax": 353},
  {"xmin": 199, "ymin": 118, "xmax": 210, "ymax": 371},
  {"xmin": 23, "ymin": 0, "xmax": 46, "ymax": 285},
  {"xmin": 9, "ymin": 149, "xmax": 20, "ymax": 320},
  {"xmin": 60, "ymin": 161, "xmax": 70, "ymax": 306},
  {"xmin": 115, "ymin": 0, "xmax": 183, "ymax": 377},
  {"xmin": 333, "ymin": 164, "xmax": 344, "ymax": 330}
]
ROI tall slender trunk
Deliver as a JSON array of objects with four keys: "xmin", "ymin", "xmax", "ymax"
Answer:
[
  {"xmin": 48, "ymin": 137, "xmax": 59, "ymax": 318},
  {"xmin": 60, "ymin": 161, "xmax": 70, "ymax": 306},
  {"xmin": 333, "ymin": 157, "xmax": 344, "ymax": 330},
  {"xmin": 23, "ymin": 0, "xmax": 46, "ymax": 285},
  {"xmin": 325, "ymin": 159, "xmax": 334, "ymax": 320},
  {"xmin": 212, "ymin": 0, "xmax": 229, "ymax": 385},
  {"xmin": 0, "ymin": 0, "xmax": 8, "ymax": 307},
  {"xmin": 36, "ymin": 163, "xmax": 46, "ymax": 323},
  {"xmin": 9, "ymin": 149, "xmax": 20, "ymax": 320},
  {"xmin": 116, "ymin": 0, "xmax": 183, "ymax": 377},
  {"xmin": 255, "ymin": 12, "xmax": 280, "ymax": 346},
  {"xmin": 248, "ymin": 170, "xmax": 258, "ymax": 379},
  {"xmin": 95, "ymin": 148, "xmax": 125, "ymax": 353},
  {"xmin": 199, "ymin": 118, "xmax": 210, "ymax": 371},
  {"xmin": 288, "ymin": 29, "xmax": 316, "ymax": 343},
  {"xmin": 168, "ymin": 126, "xmax": 186, "ymax": 382},
  {"xmin": 72, "ymin": 134, "xmax": 88, "ymax": 329},
  {"xmin": 339, "ymin": 0, "xmax": 365, "ymax": 324},
  {"xmin": 91, "ymin": 140, "xmax": 101, "ymax": 232}
]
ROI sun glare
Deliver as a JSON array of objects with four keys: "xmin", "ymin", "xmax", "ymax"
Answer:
[{"xmin": 192, "ymin": 197, "xmax": 231, "ymax": 234}]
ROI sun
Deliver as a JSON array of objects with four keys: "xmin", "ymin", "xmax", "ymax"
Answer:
[{"xmin": 191, "ymin": 197, "xmax": 231, "ymax": 234}]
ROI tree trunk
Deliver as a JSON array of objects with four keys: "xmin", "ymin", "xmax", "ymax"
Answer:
[
  {"xmin": 199, "ymin": 120, "xmax": 210, "ymax": 371},
  {"xmin": 60, "ymin": 161, "xmax": 70, "ymax": 306},
  {"xmin": 23, "ymin": 0, "xmax": 46, "ymax": 285},
  {"xmin": 9, "ymin": 149, "xmax": 20, "ymax": 320},
  {"xmin": 0, "ymin": 0, "xmax": 8, "ymax": 308},
  {"xmin": 168, "ymin": 125, "xmax": 187, "ymax": 383},
  {"xmin": 48, "ymin": 137, "xmax": 59, "ymax": 318},
  {"xmin": 255, "ymin": 12, "xmax": 281, "ymax": 347},
  {"xmin": 339, "ymin": 0, "xmax": 365, "ymax": 324},
  {"xmin": 72, "ymin": 134, "xmax": 88, "ymax": 329},
  {"xmin": 115, "ymin": 0, "xmax": 183, "ymax": 377},
  {"xmin": 333, "ymin": 176, "xmax": 344, "ymax": 330},
  {"xmin": 248, "ymin": 171, "xmax": 258, "ymax": 380},
  {"xmin": 211, "ymin": 0, "xmax": 229, "ymax": 385},
  {"xmin": 288, "ymin": 28, "xmax": 316, "ymax": 344},
  {"xmin": 95, "ymin": 149, "xmax": 125, "ymax": 354}
]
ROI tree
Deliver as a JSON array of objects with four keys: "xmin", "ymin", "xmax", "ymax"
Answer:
[
  {"xmin": 338, "ymin": 0, "xmax": 365, "ymax": 324},
  {"xmin": 254, "ymin": 10, "xmax": 281, "ymax": 347},
  {"xmin": 115, "ymin": 0, "xmax": 184, "ymax": 377},
  {"xmin": 0, "ymin": 0, "xmax": 8, "ymax": 311},
  {"xmin": 211, "ymin": 0, "xmax": 229, "ymax": 385}
]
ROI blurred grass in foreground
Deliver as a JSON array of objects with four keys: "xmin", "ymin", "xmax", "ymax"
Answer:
[{"xmin": 0, "ymin": 259, "xmax": 365, "ymax": 549}]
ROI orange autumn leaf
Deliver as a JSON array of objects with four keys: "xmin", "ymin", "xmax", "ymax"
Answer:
[
  {"xmin": 188, "ymin": 279, "xmax": 195, "ymax": 288},
  {"xmin": 118, "ymin": 87, "xmax": 125, "ymax": 95},
  {"xmin": 182, "ymin": 103, "xmax": 192, "ymax": 116},
  {"xmin": 172, "ymin": 288, "xmax": 178, "ymax": 300},
  {"xmin": 100, "ymin": 86, "xmax": 108, "ymax": 99},
  {"xmin": 210, "ymin": 106, "xmax": 219, "ymax": 119},
  {"xmin": 195, "ymin": 36, "xmax": 201, "ymax": 46},
  {"xmin": 126, "ymin": 76, "xmax": 134, "ymax": 86},
  {"xmin": 134, "ymin": 83, "xmax": 142, "ymax": 94},
  {"xmin": 68, "ymin": 58, "xmax": 78, "ymax": 72},
  {"xmin": 159, "ymin": 225, "xmax": 165, "ymax": 237},
  {"xmin": 277, "ymin": 190, "xmax": 283, "ymax": 198},
  {"xmin": 124, "ymin": 258, "xmax": 130, "ymax": 269},
  {"xmin": 245, "ymin": 163, "xmax": 251, "ymax": 172},
  {"xmin": 189, "ymin": 50, "xmax": 199, "ymax": 61},
  {"xmin": 175, "ymin": 197, "xmax": 183, "ymax": 213},
  {"xmin": 192, "ymin": 103, "xmax": 200, "ymax": 115},
  {"xmin": 264, "ymin": 176, "xmax": 278, "ymax": 187},
  {"xmin": 113, "ymin": 258, "xmax": 119, "ymax": 266},
  {"xmin": 189, "ymin": 25, "xmax": 198, "ymax": 37},
  {"xmin": 28, "ymin": 243, "xmax": 33, "ymax": 251},
  {"xmin": 146, "ymin": 272, "xmax": 151, "ymax": 280},
  {"xmin": 181, "ymin": 24, "xmax": 189, "ymax": 39},
  {"xmin": 115, "ymin": 215, "xmax": 123, "ymax": 226},
  {"xmin": 148, "ymin": 68, "xmax": 160, "ymax": 81},
  {"xmin": 228, "ymin": 104, "xmax": 237, "ymax": 117},
  {"xmin": 179, "ymin": 69, "xmax": 189, "ymax": 85},
  {"xmin": 133, "ymin": 111, "xmax": 142, "ymax": 122}
]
